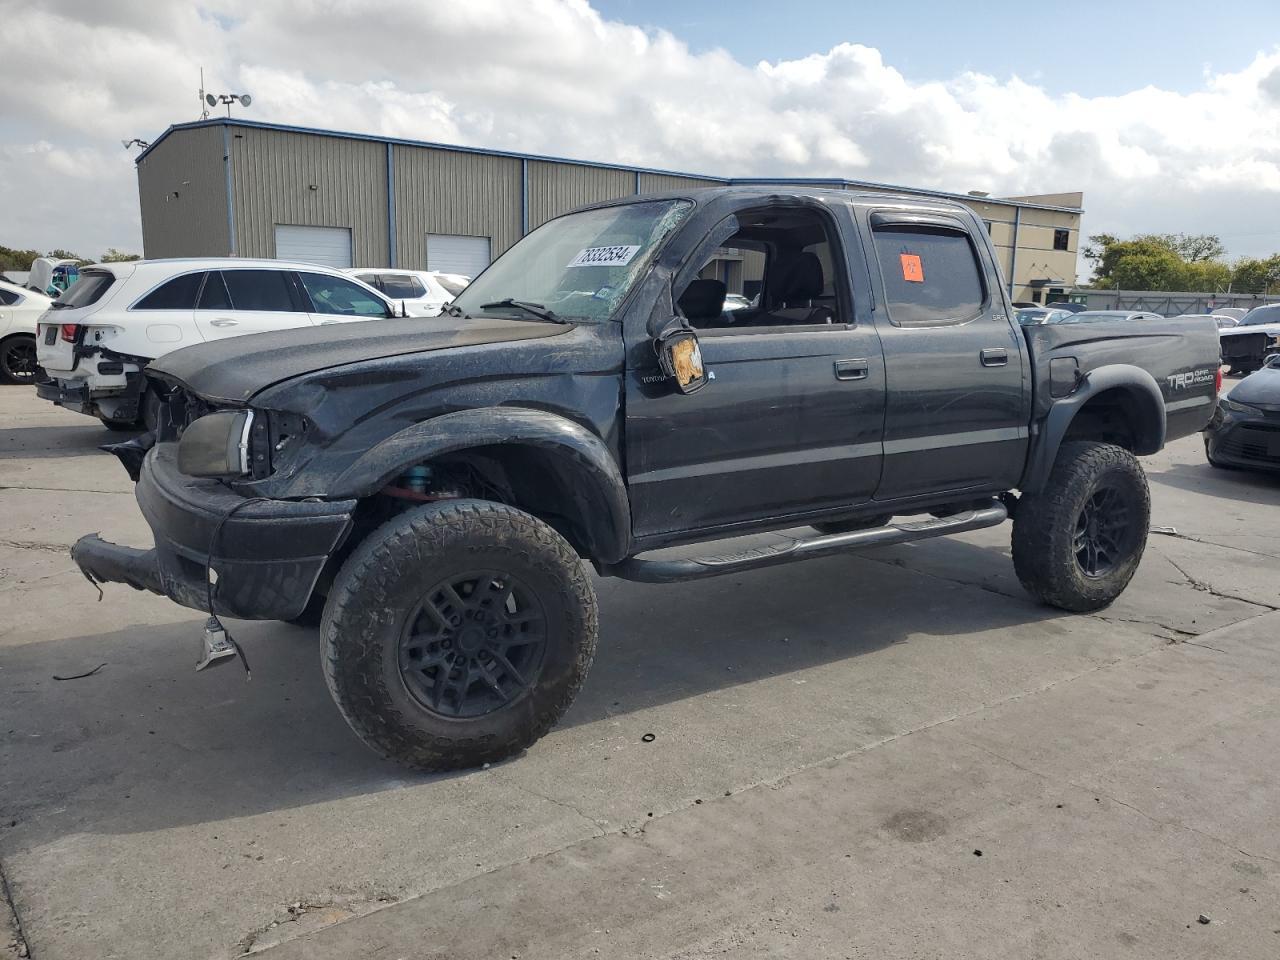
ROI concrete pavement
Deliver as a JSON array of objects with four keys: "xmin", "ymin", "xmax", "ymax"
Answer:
[{"xmin": 1, "ymin": 382, "xmax": 1277, "ymax": 959}]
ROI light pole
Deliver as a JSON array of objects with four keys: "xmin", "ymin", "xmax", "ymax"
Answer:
[{"xmin": 205, "ymin": 93, "xmax": 253, "ymax": 117}]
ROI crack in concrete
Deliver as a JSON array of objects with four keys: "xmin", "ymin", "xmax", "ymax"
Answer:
[
  {"xmin": 1, "ymin": 857, "xmax": 31, "ymax": 959},
  {"xmin": 957, "ymin": 738, "xmax": 1280, "ymax": 867},
  {"xmin": 516, "ymin": 784, "xmax": 609, "ymax": 835},
  {"xmin": 0, "ymin": 540, "xmax": 68, "ymax": 555},
  {"xmin": 1156, "ymin": 549, "xmax": 1279, "ymax": 612},
  {"xmin": 1097, "ymin": 615, "xmax": 1197, "ymax": 639},
  {"xmin": 0, "ymin": 485, "xmax": 131, "ymax": 495},
  {"xmin": 1150, "ymin": 528, "xmax": 1280, "ymax": 563}
]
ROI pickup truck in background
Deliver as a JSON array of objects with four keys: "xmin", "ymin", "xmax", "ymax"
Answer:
[{"xmin": 72, "ymin": 187, "xmax": 1222, "ymax": 771}]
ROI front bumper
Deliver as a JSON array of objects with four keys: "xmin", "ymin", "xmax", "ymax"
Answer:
[
  {"xmin": 1205, "ymin": 408, "xmax": 1280, "ymax": 473},
  {"xmin": 72, "ymin": 444, "xmax": 356, "ymax": 620}
]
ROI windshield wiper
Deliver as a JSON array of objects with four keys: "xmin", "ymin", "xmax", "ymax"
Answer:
[{"xmin": 479, "ymin": 298, "xmax": 569, "ymax": 324}]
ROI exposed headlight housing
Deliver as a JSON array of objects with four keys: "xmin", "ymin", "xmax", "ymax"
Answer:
[{"xmin": 177, "ymin": 410, "xmax": 253, "ymax": 478}]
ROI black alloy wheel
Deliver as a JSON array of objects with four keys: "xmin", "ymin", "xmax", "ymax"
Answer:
[
  {"xmin": 0, "ymin": 336, "xmax": 37, "ymax": 384},
  {"xmin": 399, "ymin": 570, "xmax": 549, "ymax": 719},
  {"xmin": 1072, "ymin": 484, "xmax": 1135, "ymax": 578}
]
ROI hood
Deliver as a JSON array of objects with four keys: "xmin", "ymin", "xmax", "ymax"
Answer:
[
  {"xmin": 1229, "ymin": 363, "xmax": 1280, "ymax": 409},
  {"xmin": 149, "ymin": 316, "xmax": 571, "ymax": 403},
  {"xmin": 1220, "ymin": 322, "xmax": 1280, "ymax": 338}
]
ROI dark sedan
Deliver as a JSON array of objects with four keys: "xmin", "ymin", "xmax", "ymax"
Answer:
[{"xmin": 1205, "ymin": 354, "xmax": 1280, "ymax": 473}]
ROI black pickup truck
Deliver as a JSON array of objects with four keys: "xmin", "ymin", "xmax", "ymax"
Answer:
[{"xmin": 74, "ymin": 187, "xmax": 1221, "ymax": 770}]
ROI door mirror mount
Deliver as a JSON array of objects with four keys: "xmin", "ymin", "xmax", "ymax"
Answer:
[{"xmin": 654, "ymin": 319, "xmax": 708, "ymax": 394}]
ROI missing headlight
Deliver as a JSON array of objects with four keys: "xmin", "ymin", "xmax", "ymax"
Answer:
[{"xmin": 177, "ymin": 410, "xmax": 254, "ymax": 478}]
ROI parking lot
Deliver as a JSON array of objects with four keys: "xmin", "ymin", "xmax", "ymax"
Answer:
[{"xmin": 1, "ymin": 380, "xmax": 1278, "ymax": 959}]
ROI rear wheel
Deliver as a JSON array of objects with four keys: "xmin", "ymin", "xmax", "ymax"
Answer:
[
  {"xmin": 1012, "ymin": 441, "xmax": 1150, "ymax": 612},
  {"xmin": 0, "ymin": 335, "xmax": 37, "ymax": 385},
  {"xmin": 322, "ymin": 499, "xmax": 597, "ymax": 771}
]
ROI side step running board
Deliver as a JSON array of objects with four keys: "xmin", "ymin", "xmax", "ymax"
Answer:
[{"xmin": 604, "ymin": 501, "xmax": 1008, "ymax": 584}]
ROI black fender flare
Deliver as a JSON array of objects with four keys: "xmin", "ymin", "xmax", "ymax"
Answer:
[
  {"xmin": 333, "ymin": 407, "xmax": 631, "ymax": 562},
  {"xmin": 1021, "ymin": 364, "xmax": 1166, "ymax": 494}
]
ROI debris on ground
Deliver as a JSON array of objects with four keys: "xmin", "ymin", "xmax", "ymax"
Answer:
[{"xmin": 52, "ymin": 662, "xmax": 107, "ymax": 681}]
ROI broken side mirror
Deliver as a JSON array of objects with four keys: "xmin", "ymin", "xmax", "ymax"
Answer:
[{"xmin": 655, "ymin": 321, "xmax": 707, "ymax": 394}]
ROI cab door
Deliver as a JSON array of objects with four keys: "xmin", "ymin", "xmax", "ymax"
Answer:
[
  {"xmin": 194, "ymin": 269, "xmax": 313, "ymax": 341},
  {"xmin": 624, "ymin": 202, "xmax": 886, "ymax": 540},
  {"xmin": 860, "ymin": 210, "xmax": 1031, "ymax": 500}
]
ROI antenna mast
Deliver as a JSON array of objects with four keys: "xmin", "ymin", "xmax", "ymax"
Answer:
[{"xmin": 199, "ymin": 67, "xmax": 210, "ymax": 120}]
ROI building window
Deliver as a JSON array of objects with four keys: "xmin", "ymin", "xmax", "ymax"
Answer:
[
  {"xmin": 983, "ymin": 220, "xmax": 993, "ymax": 234},
  {"xmin": 1053, "ymin": 229, "xmax": 1069, "ymax": 251}
]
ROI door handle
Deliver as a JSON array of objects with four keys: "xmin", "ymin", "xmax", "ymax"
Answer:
[
  {"xmin": 980, "ymin": 348, "xmax": 1009, "ymax": 367},
  {"xmin": 209, "ymin": 317, "xmax": 238, "ymax": 328},
  {"xmin": 834, "ymin": 358, "xmax": 869, "ymax": 381}
]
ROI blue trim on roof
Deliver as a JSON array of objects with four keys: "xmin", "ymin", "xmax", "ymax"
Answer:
[{"xmin": 137, "ymin": 118, "xmax": 1084, "ymax": 214}]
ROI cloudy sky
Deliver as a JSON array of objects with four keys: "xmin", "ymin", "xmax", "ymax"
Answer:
[{"xmin": 3, "ymin": 0, "xmax": 1280, "ymax": 271}]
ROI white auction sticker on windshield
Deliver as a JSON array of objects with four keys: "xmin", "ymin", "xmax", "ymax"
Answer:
[{"xmin": 567, "ymin": 245, "xmax": 641, "ymax": 268}]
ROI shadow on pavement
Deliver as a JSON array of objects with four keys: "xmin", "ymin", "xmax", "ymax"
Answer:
[
  {"xmin": 0, "ymin": 543, "xmax": 1069, "ymax": 844},
  {"xmin": 0, "ymin": 423, "xmax": 138, "ymax": 461},
  {"xmin": 1148, "ymin": 459, "xmax": 1280, "ymax": 504}
]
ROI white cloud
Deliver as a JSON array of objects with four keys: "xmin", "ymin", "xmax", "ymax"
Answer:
[{"xmin": 2, "ymin": 0, "xmax": 1279, "ymax": 262}]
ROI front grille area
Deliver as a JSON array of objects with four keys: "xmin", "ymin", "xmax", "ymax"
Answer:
[
  {"xmin": 1219, "ymin": 422, "xmax": 1280, "ymax": 465},
  {"xmin": 1221, "ymin": 333, "xmax": 1266, "ymax": 361}
]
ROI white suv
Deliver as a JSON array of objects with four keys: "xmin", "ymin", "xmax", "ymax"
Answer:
[
  {"xmin": 345, "ymin": 268, "xmax": 470, "ymax": 317},
  {"xmin": 36, "ymin": 258, "xmax": 398, "ymax": 429}
]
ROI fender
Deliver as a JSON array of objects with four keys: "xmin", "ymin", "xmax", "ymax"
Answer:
[
  {"xmin": 333, "ymin": 407, "xmax": 632, "ymax": 562},
  {"xmin": 1020, "ymin": 364, "xmax": 1166, "ymax": 494}
]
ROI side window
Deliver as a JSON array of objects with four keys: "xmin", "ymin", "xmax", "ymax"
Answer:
[
  {"xmin": 677, "ymin": 206, "xmax": 846, "ymax": 331},
  {"xmin": 198, "ymin": 271, "xmax": 231, "ymax": 310},
  {"xmin": 221, "ymin": 270, "xmax": 297, "ymax": 312},
  {"xmin": 0, "ymin": 289, "xmax": 19, "ymax": 306},
  {"xmin": 134, "ymin": 272, "xmax": 204, "ymax": 310},
  {"xmin": 299, "ymin": 273, "xmax": 389, "ymax": 317},
  {"xmin": 354, "ymin": 273, "xmax": 382, "ymax": 292},
  {"xmin": 872, "ymin": 226, "xmax": 985, "ymax": 325},
  {"xmin": 378, "ymin": 274, "xmax": 425, "ymax": 299}
]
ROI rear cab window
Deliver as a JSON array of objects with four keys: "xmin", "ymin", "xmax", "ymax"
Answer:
[
  {"xmin": 377, "ymin": 274, "xmax": 426, "ymax": 299},
  {"xmin": 870, "ymin": 221, "xmax": 986, "ymax": 325}
]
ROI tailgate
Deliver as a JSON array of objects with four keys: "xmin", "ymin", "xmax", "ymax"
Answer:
[{"xmin": 36, "ymin": 321, "xmax": 78, "ymax": 372}]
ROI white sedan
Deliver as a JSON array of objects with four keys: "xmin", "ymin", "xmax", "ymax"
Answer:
[
  {"xmin": 0, "ymin": 279, "xmax": 53, "ymax": 384},
  {"xmin": 345, "ymin": 268, "xmax": 470, "ymax": 317}
]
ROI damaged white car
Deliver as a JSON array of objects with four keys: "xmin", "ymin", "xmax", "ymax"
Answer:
[{"xmin": 36, "ymin": 259, "xmax": 402, "ymax": 429}]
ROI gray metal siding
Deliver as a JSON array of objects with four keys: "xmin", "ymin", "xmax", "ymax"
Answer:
[
  {"xmin": 638, "ymin": 173, "xmax": 724, "ymax": 194},
  {"xmin": 135, "ymin": 125, "xmax": 229, "ymax": 258},
  {"xmin": 230, "ymin": 127, "xmax": 389, "ymax": 265},
  {"xmin": 527, "ymin": 161, "xmax": 633, "ymax": 230},
  {"xmin": 394, "ymin": 146, "xmax": 522, "ymax": 265}
]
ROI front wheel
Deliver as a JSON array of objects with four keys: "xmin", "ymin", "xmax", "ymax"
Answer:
[
  {"xmin": 1012, "ymin": 441, "xmax": 1150, "ymax": 612},
  {"xmin": 0, "ymin": 335, "xmax": 37, "ymax": 385},
  {"xmin": 322, "ymin": 499, "xmax": 598, "ymax": 771}
]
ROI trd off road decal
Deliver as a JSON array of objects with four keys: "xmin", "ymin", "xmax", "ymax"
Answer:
[{"xmin": 1166, "ymin": 368, "xmax": 1215, "ymax": 390}]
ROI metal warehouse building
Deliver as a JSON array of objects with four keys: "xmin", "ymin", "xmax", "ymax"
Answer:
[{"xmin": 135, "ymin": 118, "xmax": 1083, "ymax": 303}]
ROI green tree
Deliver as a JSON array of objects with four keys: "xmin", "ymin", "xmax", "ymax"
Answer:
[
  {"xmin": 1145, "ymin": 233, "xmax": 1225, "ymax": 262},
  {"xmin": 45, "ymin": 248, "xmax": 82, "ymax": 262},
  {"xmin": 1230, "ymin": 255, "xmax": 1280, "ymax": 294},
  {"xmin": 99, "ymin": 248, "xmax": 141, "ymax": 262},
  {"xmin": 1085, "ymin": 233, "xmax": 1234, "ymax": 292},
  {"xmin": 0, "ymin": 245, "xmax": 41, "ymax": 271}
]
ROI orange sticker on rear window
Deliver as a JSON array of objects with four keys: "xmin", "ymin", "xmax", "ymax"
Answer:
[{"xmin": 900, "ymin": 254, "xmax": 924, "ymax": 283}]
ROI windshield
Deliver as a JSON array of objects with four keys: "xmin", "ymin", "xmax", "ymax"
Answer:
[
  {"xmin": 451, "ymin": 200, "xmax": 694, "ymax": 322},
  {"xmin": 1240, "ymin": 305, "xmax": 1280, "ymax": 326}
]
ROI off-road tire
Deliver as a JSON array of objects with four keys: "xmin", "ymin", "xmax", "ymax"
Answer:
[
  {"xmin": 322, "ymin": 499, "xmax": 598, "ymax": 771},
  {"xmin": 812, "ymin": 514, "xmax": 892, "ymax": 535},
  {"xmin": 1012, "ymin": 441, "xmax": 1150, "ymax": 612}
]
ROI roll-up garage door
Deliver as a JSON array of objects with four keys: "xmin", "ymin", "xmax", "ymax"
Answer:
[
  {"xmin": 274, "ymin": 225, "xmax": 353, "ymax": 269},
  {"xmin": 426, "ymin": 234, "xmax": 491, "ymax": 278}
]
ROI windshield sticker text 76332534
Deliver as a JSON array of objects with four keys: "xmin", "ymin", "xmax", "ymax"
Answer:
[{"xmin": 567, "ymin": 245, "xmax": 641, "ymax": 268}]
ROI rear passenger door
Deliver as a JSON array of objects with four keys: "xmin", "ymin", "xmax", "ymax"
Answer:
[
  {"xmin": 194, "ymin": 269, "xmax": 312, "ymax": 341},
  {"xmin": 862, "ymin": 211, "xmax": 1031, "ymax": 500}
]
